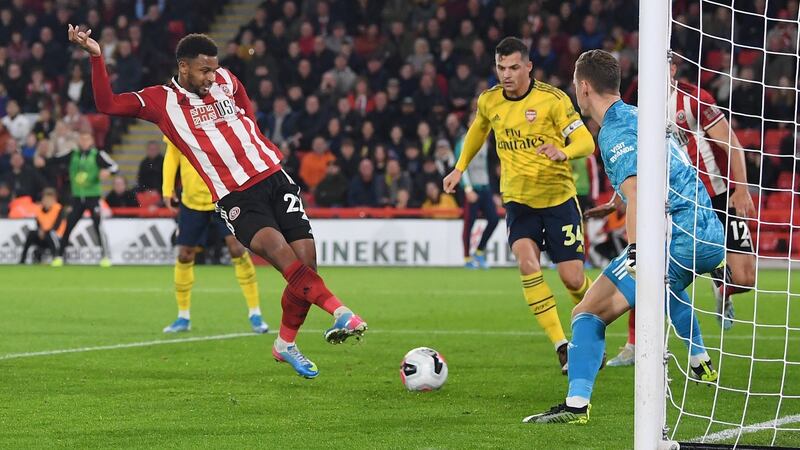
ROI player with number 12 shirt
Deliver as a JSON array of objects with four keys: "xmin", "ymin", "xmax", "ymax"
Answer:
[{"xmin": 68, "ymin": 25, "xmax": 367, "ymax": 379}]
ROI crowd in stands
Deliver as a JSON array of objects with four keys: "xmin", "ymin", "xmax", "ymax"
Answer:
[{"xmin": 0, "ymin": 0, "xmax": 798, "ymax": 220}]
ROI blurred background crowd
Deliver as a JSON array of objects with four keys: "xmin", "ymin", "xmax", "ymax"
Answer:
[{"xmin": 0, "ymin": 0, "xmax": 797, "ymax": 225}]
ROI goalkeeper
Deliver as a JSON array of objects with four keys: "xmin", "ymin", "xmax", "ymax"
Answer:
[{"xmin": 524, "ymin": 50, "xmax": 724, "ymax": 424}]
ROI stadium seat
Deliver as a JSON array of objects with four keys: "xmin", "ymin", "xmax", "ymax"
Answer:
[
  {"xmin": 736, "ymin": 129, "xmax": 762, "ymax": 150},
  {"xmin": 764, "ymin": 129, "xmax": 790, "ymax": 154},
  {"xmin": 776, "ymin": 172, "xmax": 795, "ymax": 190},
  {"xmin": 86, "ymin": 114, "xmax": 111, "ymax": 149},
  {"xmin": 766, "ymin": 191, "xmax": 793, "ymax": 210},
  {"xmin": 703, "ymin": 50, "xmax": 724, "ymax": 71},
  {"xmin": 756, "ymin": 231, "xmax": 781, "ymax": 253},
  {"xmin": 136, "ymin": 190, "xmax": 161, "ymax": 209},
  {"xmin": 737, "ymin": 50, "xmax": 761, "ymax": 67}
]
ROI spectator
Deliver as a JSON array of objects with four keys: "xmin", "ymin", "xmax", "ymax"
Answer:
[
  {"xmin": 105, "ymin": 175, "xmax": 139, "ymax": 208},
  {"xmin": 386, "ymin": 125, "xmax": 406, "ymax": 158},
  {"xmin": 348, "ymin": 158, "xmax": 385, "ymax": 207},
  {"xmin": 395, "ymin": 187, "xmax": 411, "ymax": 209},
  {"xmin": 366, "ymin": 92, "xmax": 392, "ymax": 138},
  {"xmin": 113, "ymin": 40, "xmax": 143, "ymax": 93},
  {"xmin": 403, "ymin": 144, "xmax": 424, "ymax": 176},
  {"xmin": 356, "ymin": 120, "xmax": 378, "ymax": 158},
  {"xmin": 2, "ymin": 100, "xmax": 33, "ymax": 144},
  {"xmin": 413, "ymin": 157, "xmax": 443, "ymax": 205},
  {"xmin": 416, "ymin": 121, "xmax": 435, "ymax": 157},
  {"xmin": 3, "ymin": 151, "xmax": 46, "ymax": 200},
  {"xmin": 300, "ymin": 136, "xmax": 336, "ymax": 191},
  {"xmin": 4, "ymin": 63, "xmax": 25, "ymax": 104},
  {"xmin": 384, "ymin": 158, "xmax": 412, "ymax": 207},
  {"xmin": 221, "ymin": 41, "xmax": 246, "ymax": 76},
  {"xmin": 0, "ymin": 182, "xmax": 11, "ymax": 217},
  {"xmin": 315, "ymin": 161, "xmax": 349, "ymax": 207},
  {"xmin": 265, "ymin": 97, "xmax": 296, "ymax": 146},
  {"xmin": 6, "ymin": 31, "xmax": 29, "ymax": 63},
  {"xmin": 353, "ymin": 23, "xmax": 382, "ymax": 57},
  {"xmin": 310, "ymin": 36, "xmax": 335, "ymax": 73},
  {"xmin": 280, "ymin": 142, "xmax": 302, "ymax": 183},
  {"xmin": 413, "ymin": 74, "xmax": 444, "ymax": 118},
  {"xmin": 20, "ymin": 132, "xmax": 36, "ymax": 160},
  {"xmin": 23, "ymin": 67, "xmax": 55, "ymax": 115},
  {"xmin": 579, "ymin": 15, "xmax": 605, "ymax": 50},
  {"xmin": 372, "ymin": 144, "xmax": 388, "ymax": 176},
  {"xmin": 335, "ymin": 96, "xmax": 360, "ymax": 137},
  {"xmin": 62, "ymin": 65, "xmax": 94, "ymax": 112},
  {"xmin": 421, "ymin": 181, "xmax": 459, "ymax": 218},
  {"xmin": 531, "ymin": 36, "xmax": 558, "ymax": 77},
  {"xmin": 293, "ymin": 95, "xmax": 327, "ymax": 150},
  {"xmin": 449, "ymin": 62, "xmax": 477, "ymax": 112},
  {"xmin": 326, "ymin": 22, "xmax": 353, "ymax": 55},
  {"xmin": 465, "ymin": 39, "xmax": 493, "ymax": 79},
  {"xmin": 61, "ymin": 101, "xmax": 92, "ymax": 134},
  {"xmin": 436, "ymin": 38, "xmax": 457, "ymax": 79},
  {"xmin": 407, "ymin": 38, "xmax": 433, "ymax": 74},
  {"xmin": 730, "ymin": 67, "xmax": 764, "ymax": 129},
  {"xmin": 328, "ymin": 54, "xmax": 357, "ymax": 97},
  {"xmin": 137, "ymin": 141, "xmax": 163, "ymax": 192},
  {"xmin": 433, "ymin": 139, "xmax": 455, "ymax": 176},
  {"xmin": 337, "ymin": 138, "xmax": 360, "ymax": 180},
  {"xmin": 325, "ymin": 116, "xmax": 343, "ymax": 154}
]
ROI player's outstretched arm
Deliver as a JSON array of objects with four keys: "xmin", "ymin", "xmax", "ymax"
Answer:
[{"xmin": 68, "ymin": 24, "xmax": 149, "ymax": 118}]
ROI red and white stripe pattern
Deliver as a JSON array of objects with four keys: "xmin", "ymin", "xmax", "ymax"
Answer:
[
  {"xmin": 668, "ymin": 80, "xmax": 728, "ymax": 197},
  {"xmin": 138, "ymin": 68, "xmax": 281, "ymax": 201}
]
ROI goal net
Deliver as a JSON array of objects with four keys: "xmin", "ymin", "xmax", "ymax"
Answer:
[{"xmin": 648, "ymin": 0, "xmax": 800, "ymax": 448}]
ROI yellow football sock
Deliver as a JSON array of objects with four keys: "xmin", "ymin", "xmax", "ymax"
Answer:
[
  {"xmin": 568, "ymin": 274, "xmax": 593, "ymax": 305},
  {"xmin": 521, "ymin": 272, "xmax": 566, "ymax": 346},
  {"xmin": 232, "ymin": 252, "xmax": 260, "ymax": 312},
  {"xmin": 174, "ymin": 259, "xmax": 194, "ymax": 314}
]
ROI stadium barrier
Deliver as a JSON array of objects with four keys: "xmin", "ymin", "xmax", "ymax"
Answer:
[{"xmin": 0, "ymin": 216, "xmax": 515, "ymax": 267}]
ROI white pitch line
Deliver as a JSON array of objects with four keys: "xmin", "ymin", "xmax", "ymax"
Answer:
[
  {"xmin": 1, "ymin": 328, "xmax": 797, "ymax": 362},
  {"xmin": 692, "ymin": 414, "xmax": 800, "ymax": 443}
]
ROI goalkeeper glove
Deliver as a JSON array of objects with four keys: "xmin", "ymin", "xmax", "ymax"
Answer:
[{"xmin": 625, "ymin": 243, "xmax": 637, "ymax": 275}]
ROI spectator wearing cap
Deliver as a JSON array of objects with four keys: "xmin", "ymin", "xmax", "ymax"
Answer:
[
  {"xmin": 348, "ymin": 158, "xmax": 385, "ymax": 207},
  {"xmin": 398, "ymin": 97, "xmax": 419, "ymax": 138},
  {"xmin": 300, "ymin": 136, "xmax": 336, "ymax": 192}
]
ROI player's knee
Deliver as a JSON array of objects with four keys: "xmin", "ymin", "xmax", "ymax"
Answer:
[
  {"xmin": 228, "ymin": 242, "xmax": 246, "ymax": 259},
  {"xmin": 734, "ymin": 266, "xmax": 756, "ymax": 288},
  {"xmin": 518, "ymin": 258, "xmax": 540, "ymax": 274},
  {"xmin": 177, "ymin": 246, "xmax": 196, "ymax": 263},
  {"xmin": 561, "ymin": 272, "xmax": 585, "ymax": 292}
]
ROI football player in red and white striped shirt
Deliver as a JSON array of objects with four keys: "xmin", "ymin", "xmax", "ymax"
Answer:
[{"xmin": 68, "ymin": 25, "xmax": 367, "ymax": 379}]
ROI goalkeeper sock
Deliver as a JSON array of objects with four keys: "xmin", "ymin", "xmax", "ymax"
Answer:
[
  {"xmin": 567, "ymin": 312, "xmax": 607, "ymax": 405},
  {"xmin": 521, "ymin": 272, "xmax": 566, "ymax": 346},
  {"xmin": 567, "ymin": 274, "xmax": 593, "ymax": 305},
  {"xmin": 670, "ymin": 289, "xmax": 707, "ymax": 357},
  {"xmin": 628, "ymin": 309, "xmax": 636, "ymax": 345},
  {"xmin": 279, "ymin": 286, "xmax": 311, "ymax": 343},
  {"xmin": 282, "ymin": 260, "xmax": 343, "ymax": 315},
  {"xmin": 174, "ymin": 259, "xmax": 194, "ymax": 317},
  {"xmin": 232, "ymin": 253, "xmax": 261, "ymax": 315}
]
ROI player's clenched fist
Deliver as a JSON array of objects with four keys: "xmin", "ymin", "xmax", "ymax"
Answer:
[{"xmin": 442, "ymin": 169, "xmax": 462, "ymax": 194}]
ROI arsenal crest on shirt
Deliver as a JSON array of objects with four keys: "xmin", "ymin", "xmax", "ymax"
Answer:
[{"xmin": 525, "ymin": 109, "xmax": 537, "ymax": 123}]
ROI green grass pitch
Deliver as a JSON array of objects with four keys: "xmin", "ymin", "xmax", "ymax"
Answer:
[{"xmin": 1, "ymin": 265, "xmax": 799, "ymax": 449}]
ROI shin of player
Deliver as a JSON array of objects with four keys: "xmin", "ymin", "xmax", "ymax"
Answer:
[
  {"xmin": 524, "ymin": 50, "xmax": 724, "ymax": 424},
  {"xmin": 443, "ymin": 37, "xmax": 595, "ymax": 374}
]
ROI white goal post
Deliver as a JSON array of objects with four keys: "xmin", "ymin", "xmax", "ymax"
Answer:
[{"xmin": 636, "ymin": 0, "xmax": 672, "ymax": 449}]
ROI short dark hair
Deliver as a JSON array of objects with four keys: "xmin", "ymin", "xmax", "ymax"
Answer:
[
  {"xmin": 175, "ymin": 34, "xmax": 218, "ymax": 62},
  {"xmin": 495, "ymin": 37, "xmax": 529, "ymax": 59},
  {"xmin": 574, "ymin": 50, "xmax": 620, "ymax": 94}
]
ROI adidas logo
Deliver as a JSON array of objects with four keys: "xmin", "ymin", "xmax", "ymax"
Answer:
[
  {"xmin": 492, "ymin": 114, "xmax": 501, "ymax": 121},
  {"xmin": 0, "ymin": 223, "xmax": 33, "ymax": 263},
  {"xmin": 129, "ymin": 225, "xmax": 169, "ymax": 248}
]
